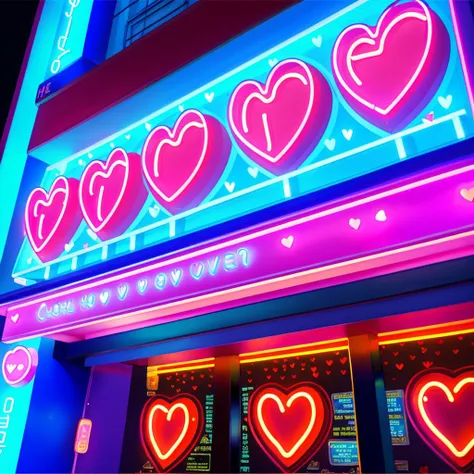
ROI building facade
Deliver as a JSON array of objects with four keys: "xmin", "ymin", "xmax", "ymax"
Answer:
[{"xmin": 1, "ymin": 0, "xmax": 474, "ymax": 472}]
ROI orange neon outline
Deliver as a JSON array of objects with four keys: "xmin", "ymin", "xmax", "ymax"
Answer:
[
  {"xmin": 380, "ymin": 326, "xmax": 474, "ymax": 345},
  {"xmin": 418, "ymin": 377, "xmax": 474, "ymax": 458},
  {"xmin": 148, "ymin": 402, "xmax": 190, "ymax": 460},
  {"xmin": 150, "ymin": 357, "xmax": 215, "ymax": 370},
  {"xmin": 74, "ymin": 418, "xmax": 93, "ymax": 455},
  {"xmin": 240, "ymin": 345, "xmax": 348, "ymax": 364},
  {"xmin": 239, "ymin": 338, "xmax": 347, "ymax": 358},
  {"xmin": 155, "ymin": 363, "xmax": 215, "ymax": 374},
  {"xmin": 257, "ymin": 391, "xmax": 317, "ymax": 458}
]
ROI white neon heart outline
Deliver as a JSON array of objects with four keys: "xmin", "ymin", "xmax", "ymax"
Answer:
[
  {"xmin": 228, "ymin": 59, "xmax": 315, "ymax": 164},
  {"xmin": 25, "ymin": 176, "xmax": 70, "ymax": 254},
  {"xmin": 1, "ymin": 346, "xmax": 34, "ymax": 386},
  {"xmin": 418, "ymin": 377, "xmax": 474, "ymax": 458},
  {"xmin": 332, "ymin": 0, "xmax": 433, "ymax": 116},
  {"xmin": 148, "ymin": 402, "xmax": 190, "ymax": 461},
  {"xmin": 256, "ymin": 390, "xmax": 316, "ymax": 459},
  {"xmin": 142, "ymin": 110, "xmax": 209, "ymax": 203},
  {"xmin": 6, "ymin": 364, "xmax": 17, "ymax": 374},
  {"xmin": 79, "ymin": 148, "xmax": 129, "ymax": 234}
]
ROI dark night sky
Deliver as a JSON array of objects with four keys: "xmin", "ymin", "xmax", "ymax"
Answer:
[{"xmin": 0, "ymin": 0, "xmax": 39, "ymax": 141}]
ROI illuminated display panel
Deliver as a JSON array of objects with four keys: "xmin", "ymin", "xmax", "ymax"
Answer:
[
  {"xmin": 13, "ymin": 0, "xmax": 474, "ymax": 290},
  {"xmin": 239, "ymin": 348, "xmax": 355, "ymax": 473},
  {"xmin": 381, "ymin": 331, "xmax": 474, "ymax": 473},
  {"xmin": 120, "ymin": 365, "xmax": 215, "ymax": 473}
]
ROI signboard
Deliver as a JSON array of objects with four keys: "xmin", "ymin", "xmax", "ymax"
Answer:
[
  {"xmin": 36, "ymin": 0, "xmax": 115, "ymax": 104},
  {"xmin": 0, "ymin": 340, "xmax": 40, "ymax": 474},
  {"xmin": 15, "ymin": 0, "xmax": 474, "ymax": 290},
  {"xmin": 3, "ymin": 158, "xmax": 474, "ymax": 342}
]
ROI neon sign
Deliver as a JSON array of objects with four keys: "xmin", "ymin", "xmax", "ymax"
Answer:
[
  {"xmin": 228, "ymin": 59, "xmax": 332, "ymax": 175},
  {"xmin": 74, "ymin": 418, "xmax": 92, "ymax": 454},
  {"xmin": 248, "ymin": 383, "xmax": 332, "ymax": 472},
  {"xmin": 1, "ymin": 347, "xmax": 38, "ymax": 388},
  {"xmin": 141, "ymin": 394, "xmax": 204, "ymax": 472},
  {"xmin": 332, "ymin": 0, "xmax": 450, "ymax": 132},
  {"xmin": 79, "ymin": 148, "xmax": 148, "ymax": 241},
  {"xmin": 142, "ymin": 109, "xmax": 231, "ymax": 214},
  {"xmin": 4, "ymin": 158, "xmax": 474, "ymax": 342},
  {"xmin": 406, "ymin": 367, "xmax": 474, "ymax": 472},
  {"xmin": 49, "ymin": 0, "xmax": 94, "ymax": 76},
  {"xmin": 24, "ymin": 176, "xmax": 82, "ymax": 263}
]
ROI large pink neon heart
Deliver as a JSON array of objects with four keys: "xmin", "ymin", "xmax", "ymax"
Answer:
[
  {"xmin": 25, "ymin": 176, "xmax": 82, "ymax": 262},
  {"xmin": 79, "ymin": 148, "xmax": 148, "ymax": 241},
  {"xmin": 142, "ymin": 109, "xmax": 231, "ymax": 214},
  {"xmin": 332, "ymin": 0, "xmax": 450, "ymax": 132},
  {"xmin": 228, "ymin": 59, "xmax": 332, "ymax": 176},
  {"xmin": 1, "ymin": 346, "xmax": 38, "ymax": 388}
]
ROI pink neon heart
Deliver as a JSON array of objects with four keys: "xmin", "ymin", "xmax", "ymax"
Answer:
[
  {"xmin": 79, "ymin": 148, "xmax": 148, "ymax": 241},
  {"xmin": 25, "ymin": 176, "xmax": 82, "ymax": 262},
  {"xmin": 332, "ymin": 0, "xmax": 450, "ymax": 132},
  {"xmin": 141, "ymin": 109, "xmax": 231, "ymax": 214},
  {"xmin": 1, "ymin": 346, "xmax": 38, "ymax": 388},
  {"xmin": 228, "ymin": 59, "xmax": 332, "ymax": 176}
]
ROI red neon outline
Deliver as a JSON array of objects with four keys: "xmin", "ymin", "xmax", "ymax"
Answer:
[
  {"xmin": 406, "ymin": 367, "xmax": 474, "ymax": 472},
  {"xmin": 248, "ymin": 382, "xmax": 332, "ymax": 472},
  {"xmin": 140, "ymin": 393, "xmax": 204, "ymax": 472}
]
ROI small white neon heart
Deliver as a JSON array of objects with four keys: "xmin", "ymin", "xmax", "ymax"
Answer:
[
  {"xmin": 349, "ymin": 218, "xmax": 361, "ymax": 230},
  {"xmin": 324, "ymin": 138, "xmax": 336, "ymax": 151},
  {"xmin": 65, "ymin": 242, "xmax": 74, "ymax": 252},
  {"xmin": 86, "ymin": 229, "xmax": 98, "ymax": 240},
  {"xmin": 281, "ymin": 236, "xmax": 294, "ymax": 248},
  {"xmin": 225, "ymin": 181, "xmax": 235, "ymax": 193},
  {"xmin": 149, "ymin": 206, "xmax": 160, "ymax": 218},
  {"xmin": 6, "ymin": 364, "xmax": 16, "ymax": 374},
  {"xmin": 178, "ymin": 105, "xmax": 184, "ymax": 112},
  {"xmin": 11, "ymin": 313, "xmax": 19, "ymax": 323},
  {"xmin": 17, "ymin": 364, "xmax": 25, "ymax": 371},
  {"xmin": 125, "ymin": 134, "xmax": 131, "ymax": 140},
  {"xmin": 248, "ymin": 167, "xmax": 258, "ymax": 178},
  {"xmin": 268, "ymin": 58, "xmax": 278, "ymax": 67},
  {"xmin": 145, "ymin": 123, "xmax": 152, "ymax": 131},
  {"xmin": 460, "ymin": 188, "xmax": 474, "ymax": 202},
  {"xmin": 100, "ymin": 291, "xmax": 110, "ymax": 305},
  {"xmin": 375, "ymin": 210, "xmax": 387, "ymax": 222},
  {"xmin": 342, "ymin": 129, "xmax": 353, "ymax": 141},
  {"xmin": 438, "ymin": 95, "xmax": 452, "ymax": 109},
  {"xmin": 312, "ymin": 35, "xmax": 322, "ymax": 47},
  {"xmin": 204, "ymin": 92, "xmax": 214, "ymax": 103}
]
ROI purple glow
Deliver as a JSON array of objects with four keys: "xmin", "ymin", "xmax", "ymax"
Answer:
[{"xmin": 3, "ymin": 159, "xmax": 474, "ymax": 342}]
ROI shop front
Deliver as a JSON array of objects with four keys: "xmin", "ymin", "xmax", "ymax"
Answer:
[{"xmin": 1, "ymin": 0, "xmax": 474, "ymax": 472}]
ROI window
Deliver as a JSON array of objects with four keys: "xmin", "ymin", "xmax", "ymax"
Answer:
[{"xmin": 107, "ymin": 0, "xmax": 195, "ymax": 58}]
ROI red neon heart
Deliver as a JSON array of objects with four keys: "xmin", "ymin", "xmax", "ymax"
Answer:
[
  {"xmin": 142, "ymin": 109, "xmax": 230, "ymax": 214},
  {"xmin": 228, "ymin": 59, "xmax": 332, "ymax": 176},
  {"xmin": 141, "ymin": 394, "xmax": 203, "ymax": 472},
  {"xmin": 332, "ymin": 0, "xmax": 450, "ymax": 132},
  {"xmin": 25, "ymin": 176, "xmax": 82, "ymax": 262},
  {"xmin": 248, "ymin": 383, "xmax": 331, "ymax": 472},
  {"xmin": 406, "ymin": 367, "xmax": 474, "ymax": 472},
  {"xmin": 79, "ymin": 148, "xmax": 148, "ymax": 241}
]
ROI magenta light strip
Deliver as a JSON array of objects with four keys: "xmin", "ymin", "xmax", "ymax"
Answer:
[{"xmin": 3, "ymin": 159, "xmax": 474, "ymax": 342}]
